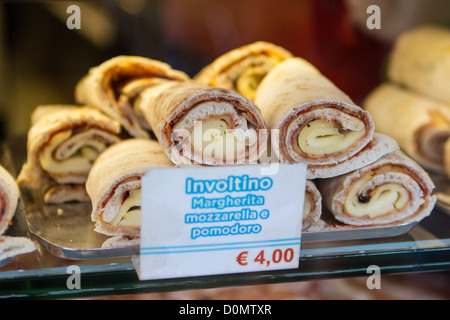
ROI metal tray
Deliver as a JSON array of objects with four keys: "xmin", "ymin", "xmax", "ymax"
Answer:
[
  {"xmin": 20, "ymin": 185, "xmax": 418, "ymax": 260},
  {"xmin": 21, "ymin": 188, "xmax": 139, "ymax": 260},
  {"xmin": 302, "ymin": 220, "xmax": 417, "ymax": 242}
]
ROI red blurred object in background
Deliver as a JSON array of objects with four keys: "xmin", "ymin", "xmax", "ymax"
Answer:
[{"xmin": 161, "ymin": 0, "xmax": 390, "ymax": 104}]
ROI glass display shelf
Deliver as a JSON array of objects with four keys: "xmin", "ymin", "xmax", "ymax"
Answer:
[{"xmin": 1, "ymin": 138, "xmax": 450, "ymax": 299}]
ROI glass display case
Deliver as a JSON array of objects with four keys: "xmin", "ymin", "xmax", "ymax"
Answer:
[{"xmin": 1, "ymin": 0, "xmax": 450, "ymax": 299}]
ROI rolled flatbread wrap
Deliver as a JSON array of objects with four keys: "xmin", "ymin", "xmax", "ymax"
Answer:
[
  {"xmin": 17, "ymin": 105, "xmax": 121, "ymax": 204},
  {"xmin": 254, "ymin": 57, "xmax": 375, "ymax": 179},
  {"xmin": 0, "ymin": 236, "xmax": 36, "ymax": 261},
  {"xmin": 0, "ymin": 165, "xmax": 19, "ymax": 235},
  {"xmin": 137, "ymin": 81, "xmax": 268, "ymax": 166},
  {"xmin": 388, "ymin": 25, "xmax": 450, "ymax": 104},
  {"xmin": 195, "ymin": 41, "xmax": 293, "ymax": 100},
  {"xmin": 303, "ymin": 180, "xmax": 322, "ymax": 231},
  {"xmin": 364, "ymin": 83, "xmax": 450, "ymax": 175},
  {"xmin": 86, "ymin": 139, "xmax": 174, "ymax": 239},
  {"xmin": 75, "ymin": 56, "xmax": 190, "ymax": 138},
  {"xmin": 318, "ymin": 151, "xmax": 436, "ymax": 226}
]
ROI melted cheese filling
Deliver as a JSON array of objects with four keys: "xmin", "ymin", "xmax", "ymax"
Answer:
[
  {"xmin": 344, "ymin": 174, "xmax": 409, "ymax": 219},
  {"xmin": 297, "ymin": 119, "xmax": 365, "ymax": 156},
  {"xmin": 110, "ymin": 189, "xmax": 141, "ymax": 227},
  {"xmin": 39, "ymin": 130, "xmax": 106, "ymax": 174},
  {"xmin": 191, "ymin": 119, "xmax": 248, "ymax": 161},
  {"xmin": 235, "ymin": 55, "xmax": 283, "ymax": 100}
]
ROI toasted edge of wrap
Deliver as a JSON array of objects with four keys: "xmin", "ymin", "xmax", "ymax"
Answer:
[
  {"xmin": 75, "ymin": 55, "xmax": 190, "ymax": 138},
  {"xmin": 195, "ymin": 41, "xmax": 293, "ymax": 98}
]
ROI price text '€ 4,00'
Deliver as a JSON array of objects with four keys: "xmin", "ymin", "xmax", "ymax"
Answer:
[{"xmin": 236, "ymin": 247, "xmax": 296, "ymax": 267}]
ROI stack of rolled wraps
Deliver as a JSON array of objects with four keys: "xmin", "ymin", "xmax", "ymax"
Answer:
[
  {"xmin": 75, "ymin": 55, "xmax": 269, "ymax": 167},
  {"xmin": 0, "ymin": 165, "xmax": 35, "ymax": 261},
  {"xmin": 17, "ymin": 105, "xmax": 122, "ymax": 204},
  {"xmin": 364, "ymin": 25, "xmax": 450, "ymax": 178},
  {"xmin": 80, "ymin": 61, "xmax": 270, "ymax": 246},
  {"xmin": 193, "ymin": 43, "xmax": 321, "ymax": 229},
  {"xmin": 250, "ymin": 55, "xmax": 436, "ymax": 229}
]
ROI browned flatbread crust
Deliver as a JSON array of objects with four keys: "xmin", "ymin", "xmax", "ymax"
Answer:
[
  {"xmin": 195, "ymin": 41, "xmax": 293, "ymax": 99},
  {"xmin": 75, "ymin": 56, "xmax": 190, "ymax": 138}
]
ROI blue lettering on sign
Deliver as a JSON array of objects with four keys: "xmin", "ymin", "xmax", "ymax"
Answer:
[
  {"xmin": 185, "ymin": 208, "xmax": 259, "ymax": 224},
  {"xmin": 191, "ymin": 223, "xmax": 262, "ymax": 239},
  {"xmin": 185, "ymin": 175, "xmax": 273, "ymax": 194},
  {"xmin": 191, "ymin": 194, "xmax": 265, "ymax": 210}
]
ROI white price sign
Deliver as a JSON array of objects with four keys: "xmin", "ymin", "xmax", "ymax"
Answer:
[{"xmin": 134, "ymin": 163, "xmax": 307, "ymax": 280}]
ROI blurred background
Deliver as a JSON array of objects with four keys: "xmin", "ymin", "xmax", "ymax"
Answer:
[
  {"xmin": 1, "ymin": 0, "xmax": 450, "ymax": 300},
  {"xmin": 1, "ymin": 0, "xmax": 450, "ymax": 139}
]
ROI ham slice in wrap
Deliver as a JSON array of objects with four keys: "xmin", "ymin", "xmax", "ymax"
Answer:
[
  {"xmin": 17, "ymin": 105, "xmax": 121, "ymax": 204},
  {"xmin": 317, "ymin": 151, "xmax": 436, "ymax": 226},
  {"xmin": 195, "ymin": 41, "xmax": 293, "ymax": 100},
  {"xmin": 388, "ymin": 25, "xmax": 450, "ymax": 105},
  {"xmin": 86, "ymin": 139, "xmax": 174, "ymax": 245},
  {"xmin": 302, "ymin": 180, "xmax": 322, "ymax": 231},
  {"xmin": 0, "ymin": 165, "xmax": 19, "ymax": 235},
  {"xmin": 137, "ymin": 81, "xmax": 268, "ymax": 166},
  {"xmin": 75, "ymin": 56, "xmax": 190, "ymax": 138},
  {"xmin": 364, "ymin": 83, "xmax": 450, "ymax": 175},
  {"xmin": 254, "ymin": 57, "xmax": 375, "ymax": 179}
]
